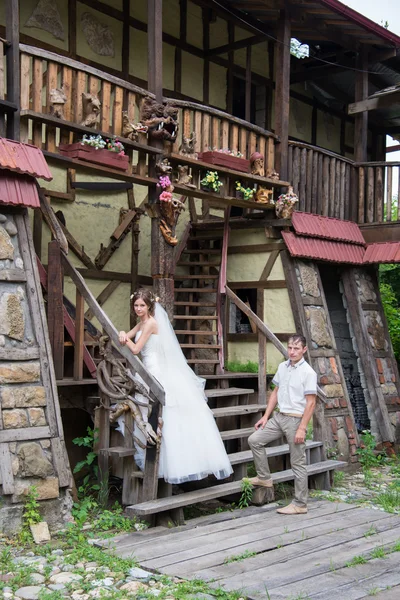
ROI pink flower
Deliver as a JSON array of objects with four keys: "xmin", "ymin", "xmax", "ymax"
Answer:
[
  {"xmin": 159, "ymin": 176, "xmax": 172, "ymax": 189},
  {"xmin": 159, "ymin": 191, "xmax": 173, "ymax": 202}
]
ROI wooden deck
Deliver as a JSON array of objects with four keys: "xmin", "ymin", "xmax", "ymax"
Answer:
[{"xmin": 103, "ymin": 500, "xmax": 400, "ymax": 599}]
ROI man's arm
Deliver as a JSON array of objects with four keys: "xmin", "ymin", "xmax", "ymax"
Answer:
[
  {"xmin": 294, "ymin": 394, "xmax": 316, "ymax": 443},
  {"xmin": 254, "ymin": 386, "xmax": 279, "ymax": 430}
]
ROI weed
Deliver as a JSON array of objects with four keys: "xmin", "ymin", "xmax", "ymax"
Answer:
[
  {"xmin": 225, "ymin": 360, "xmax": 258, "ymax": 373},
  {"xmin": 276, "ymin": 537, "xmax": 283, "ymax": 549},
  {"xmin": 368, "ymin": 589, "xmax": 380, "ymax": 596},
  {"xmin": 38, "ymin": 591, "xmax": 65, "ymax": 600},
  {"xmin": 346, "ymin": 555, "xmax": 367, "ymax": 567},
  {"xmin": 73, "ymin": 427, "xmax": 101, "ymax": 498},
  {"xmin": 283, "ymin": 526, "xmax": 289, "ymax": 534},
  {"xmin": 357, "ymin": 431, "xmax": 388, "ymax": 471},
  {"xmin": 374, "ymin": 487, "xmax": 400, "ymax": 513},
  {"xmin": 364, "ymin": 525, "xmax": 377, "ymax": 538},
  {"xmin": 332, "ymin": 470, "xmax": 345, "ymax": 488},
  {"xmin": 370, "ymin": 547, "xmax": 387, "ymax": 559},
  {"xmin": 224, "ymin": 549, "xmax": 257, "ymax": 564},
  {"xmin": 239, "ymin": 478, "xmax": 253, "ymax": 509},
  {"xmin": 391, "ymin": 539, "xmax": 400, "ymax": 552},
  {"xmin": 329, "ymin": 558, "xmax": 336, "ymax": 572}
]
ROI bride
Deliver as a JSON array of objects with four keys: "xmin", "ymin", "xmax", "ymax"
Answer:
[{"xmin": 118, "ymin": 288, "xmax": 233, "ymax": 485}]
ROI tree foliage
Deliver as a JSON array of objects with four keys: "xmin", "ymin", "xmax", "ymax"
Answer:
[{"xmin": 379, "ymin": 265, "xmax": 400, "ymax": 362}]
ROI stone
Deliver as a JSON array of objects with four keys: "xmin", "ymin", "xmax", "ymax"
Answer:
[
  {"xmin": 12, "ymin": 477, "xmax": 59, "ymax": 502},
  {"xmin": 0, "ymin": 335, "xmax": 5, "ymax": 346},
  {"xmin": 41, "ymin": 440, "xmax": 51, "ymax": 448},
  {"xmin": 4, "ymin": 220, "xmax": 17, "ymax": 236},
  {"xmin": 50, "ymin": 572, "xmax": 83, "ymax": 584},
  {"xmin": 128, "ymin": 567, "xmax": 153, "ymax": 579},
  {"xmin": 0, "ymin": 213, "xmax": 6, "ymax": 223},
  {"xmin": 357, "ymin": 275, "xmax": 376, "ymax": 302},
  {"xmin": 0, "ymin": 386, "xmax": 47, "ymax": 409},
  {"xmin": 0, "ymin": 226, "xmax": 14, "ymax": 260},
  {"xmin": 30, "ymin": 574, "xmax": 46, "ymax": 584},
  {"xmin": 12, "ymin": 457, "xmax": 19, "ymax": 475},
  {"xmin": 3, "ymin": 408, "xmax": 28, "ymax": 429},
  {"xmin": 28, "ymin": 408, "xmax": 47, "ymax": 427},
  {"xmin": 366, "ymin": 311, "xmax": 387, "ymax": 351},
  {"xmin": 298, "ymin": 262, "xmax": 320, "ymax": 297},
  {"xmin": 0, "ymin": 362, "xmax": 40, "ymax": 384},
  {"xmin": 30, "ymin": 522, "xmax": 51, "ymax": 544},
  {"xmin": 14, "ymin": 586, "xmax": 43, "ymax": 600},
  {"xmin": 322, "ymin": 384, "xmax": 344, "ymax": 398},
  {"xmin": 0, "ymin": 292, "xmax": 25, "ymax": 339},
  {"xmin": 306, "ymin": 307, "xmax": 332, "ymax": 348},
  {"xmin": 120, "ymin": 582, "xmax": 149, "ymax": 593},
  {"xmin": 48, "ymin": 583, "xmax": 66, "ymax": 591},
  {"xmin": 15, "ymin": 257, "xmax": 24, "ymax": 269},
  {"xmin": 18, "ymin": 443, "xmax": 53, "ymax": 478},
  {"xmin": 381, "ymin": 383, "xmax": 397, "ymax": 396}
]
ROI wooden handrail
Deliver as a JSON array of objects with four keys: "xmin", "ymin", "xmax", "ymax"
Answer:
[
  {"xmin": 225, "ymin": 286, "xmax": 327, "ymax": 402},
  {"xmin": 61, "ymin": 253, "xmax": 165, "ymax": 405},
  {"xmin": 288, "ymin": 140, "xmax": 354, "ymax": 164}
]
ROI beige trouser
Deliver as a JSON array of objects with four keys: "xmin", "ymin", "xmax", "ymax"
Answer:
[{"xmin": 248, "ymin": 412, "xmax": 308, "ymax": 508}]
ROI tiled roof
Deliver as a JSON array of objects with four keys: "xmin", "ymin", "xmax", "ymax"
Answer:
[
  {"xmin": 0, "ymin": 173, "xmax": 40, "ymax": 209},
  {"xmin": 363, "ymin": 242, "xmax": 400, "ymax": 264},
  {"xmin": 282, "ymin": 232, "xmax": 365, "ymax": 264},
  {"xmin": 0, "ymin": 138, "xmax": 52, "ymax": 181},
  {"xmin": 292, "ymin": 212, "xmax": 365, "ymax": 245}
]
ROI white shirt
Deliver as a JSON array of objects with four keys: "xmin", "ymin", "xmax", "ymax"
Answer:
[{"xmin": 272, "ymin": 358, "xmax": 317, "ymax": 416}]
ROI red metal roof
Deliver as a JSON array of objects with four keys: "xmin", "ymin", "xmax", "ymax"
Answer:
[
  {"xmin": 292, "ymin": 212, "xmax": 365, "ymax": 245},
  {"xmin": 363, "ymin": 242, "xmax": 400, "ymax": 264},
  {"xmin": 0, "ymin": 138, "xmax": 52, "ymax": 181},
  {"xmin": 282, "ymin": 231, "xmax": 365, "ymax": 264},
  {"xmin": 0, "ymin": 173, "xmax": 40, "ymax": 209}
]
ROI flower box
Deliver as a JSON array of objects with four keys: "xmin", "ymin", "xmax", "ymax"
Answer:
[
  {"xmin": 59, "ymin": 143, "xmax": 130, "ymax": 171},
  {"xmin": 198, "ymin": 151, "xmax": 250, "ymax": 173}
]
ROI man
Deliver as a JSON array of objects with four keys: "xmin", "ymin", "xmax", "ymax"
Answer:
[{"xmin": 247, "ymin": 334, "xmax": 317, "ymax": 514}]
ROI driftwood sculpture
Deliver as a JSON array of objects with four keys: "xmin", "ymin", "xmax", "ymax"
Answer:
[
  {"xmin": 140, "ymin": 96, "xmax": 178, "ymax": 142},
  {"xmin": 250, "ymin": 152, "xmax": 265, "ymax": 177},
  {"xmin": 179, "ymin": 132, "xmax": 197, "ymax": 158},
  {"xmin": 255, "ymin": 186, "xmax": 274, "ymax": 204},
  {"xmin": 122, "ymin": 111, "xmax": 148, "ymax": 141},
  {"xmin": 50, "ymin": 88, "xmax": 67, "ymax": 119},
  {"xmin": 81, "ymin": 92, "xmax": 101, "ymax": 128},
  {"xmin": 174, "ymin": 164, "xmax": 194, "ymax": 187},
  {"xmin": 96, "ymin": 336, "xmax": 160, "ymax": 447}
]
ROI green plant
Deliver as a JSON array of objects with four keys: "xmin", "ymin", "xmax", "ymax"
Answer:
[
  {"xmin": 370, "ymin": 546, "xmax": 387, "ymax": 559},
  {"xmin": 81, "ymin": 134, "xmax": 125, "ymax": 154},
  {"xmin": 356, "ymin": 431, "xmax": 387, "ymax": 471},
  {"xmin": 200, "ymin": 170, "xmax": 223, "ymax": 193},
  {"xmin": 346, "ymin": 555, "xmax": 367, "ymax": 567},
  {"xmin": 364, "ymin": 525, "xmax": 377, "ymax": 538},
  {"xmin": 239, "ymin": 478, "xmax": 253, "ymax": 509},
  {"xmin": 226, "ymin": 360, "xmax": 258, "ymax": 373},
  {"xmin": 224, "ymin": 549, "xmax": 257, "ymax": 563},
  {"xmin": 368, "ymin": 589, "xmax": 380, "ymax": 597},
  {"xmin": 39, "ymin": 591, "xmax": 66, "ymax": 600},
  {"xmin": 374, "ymin": 487, "xmax": 400, "ymax": 513},
  {"xmin": 73, "ymin": 427, "xmax": 101, "ymax": 498},
  {"xmin": 333, "ymin": 470, "xmax": 345, "ymax": 488},
  {"xmin": 22, "ymin": 486, "xmax": 42, "ymax": 526},
  {"xmin": 235, "ymin": 181, "xmax": 255, "ymax": 201}
]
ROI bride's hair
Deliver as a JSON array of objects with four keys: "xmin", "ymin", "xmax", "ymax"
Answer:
[{"xmin": 130, "ymin": 288, "xmax": 158, "ymax": 316}]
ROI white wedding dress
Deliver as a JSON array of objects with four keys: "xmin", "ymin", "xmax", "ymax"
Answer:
[{"xmin": 127, "ymin": 305, "xmax": 233, "ymax": 485}]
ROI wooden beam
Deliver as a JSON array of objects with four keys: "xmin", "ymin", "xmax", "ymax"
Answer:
[
  {"xmin": 47, "ymin": 241, "xmax": 64, "ymax": 380},
  {"xmin": 348, "ymin": 90, "xmax": 400, "ymax": 115},
  {"xmin": 73, "ymin": 289, "xmax": 85, "ymax": 380},
  {"xmin": 208, "ymin": 34, "xmax": 265, "ymax": 57},
  {"xmin": 274, "ymin": 9, "xmax": 291, "ymax": 181},
  {"xmin": 5, "ymin": 0, "xmax": 19, "ymax": 139},
  {"xmin": 148, "ymin": 0, "xmax": 163, "ymax": 101},
  {"xmin": 245, "ymin": 45, "xmax": 252, "ymax": 124},
  {"xmin": 354, "ymin": 47, "xmax": 369, "ymax": 163}
]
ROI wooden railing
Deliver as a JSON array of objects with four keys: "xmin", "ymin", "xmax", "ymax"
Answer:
[{"xmin": 356, "ymin": 162, "xmax": 400, "ymax": 224}]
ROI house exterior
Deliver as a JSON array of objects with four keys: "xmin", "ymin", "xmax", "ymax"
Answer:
[{"xmin": 1, "ymin": 0, "xmax": 400, "ymax": 525}]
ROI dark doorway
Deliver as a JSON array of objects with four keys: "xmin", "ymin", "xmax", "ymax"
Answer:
[
  {"xmin": 319, "ymin": 265, "xmax": 370, "ymax": 432},
  {"xmin": 232, "ymin": 76, "xmax": 256, "ymax": 123}
]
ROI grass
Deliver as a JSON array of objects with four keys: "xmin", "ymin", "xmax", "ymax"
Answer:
[
  {"xmin": 225, "ymin": 360, "xmax": 258, "ymax": 373},
  {"xmin": 346, "ymin": 555, "xmax": 368, "ymax": 567},
  {"xmin": 364, "ymin": 525, "xmax": 377, "ymax": 538},
  {"xmin": 224, "ymin": 549, "xmax": 257, "ymax": 564},
  {"xmin": 374, "ymin": 487, "xmax": 400, "ymax": 513},
  {"xmin": 332, "ymin": 470, "xmax": 346, "ymax": 488}
]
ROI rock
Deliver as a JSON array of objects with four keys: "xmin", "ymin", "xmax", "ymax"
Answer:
[
  {"xmin": 12, "ymin": 477, "xmax": 59, "ymax": 502},
  {"xmin": 322, "ymin": 384, "xmax": 344, "ymax": 398},
  {"xmin": 0, "ymin": 213, "xmax": 6, "ymax": 223},
  {"xmin": 298, "ymin": 262, "xmax": 320, "ymax": 297},
  {"xmin": 5, "ymin": 221, "xmax": 17, "ymax": 236},
  {"xmin": 30, "ymin": 522, "xmax": 51, "ymax": 544},
  {"xmin": 51, "ymin": 549, "xmax": 64, "ymax": 556},
  {"xmin": 15, "ymin": 257, "xmax": 24, "ymax": 269},
  {"xmin": 0, "ymin": 386, "xmax": 47, "ymax": 409},
  {"xmin": 17, "ymin": 443, "xmax": 53, "ymax": 478},
  {"xmin": 306, "ymin": 307, "xmax": 332, "ymax": 348},
  {"xmin": 0, "ymin": 292, "xmax": 25, "ymax": 340},
  {"xmin": 27, "ymin": 408, "xmax": 47, "ymax": 427},
  {"xmin": 30, "ymin": 574, "xmax": 46, "ymax": 584},
  {"xmin": 14, "ymin": 586, "xmax": 43, "ymax": 600},
  {"xmin": 50, "ymin": 572, "xmax": 83, "ymax": 585},
  {"xmin": 128, "ymin": 567, "xmax": 153, "ymax": 579},
  {"xmin": 0, "ymin": 362, "xmax": 40, "ymax": 384},
  {"xmin": 0, "ymin": 226, "xmax": 14, "ymax": 260},
  {"xmin": 120, "ymin": 581, "xmax": 149, "ymax": 593},
  {"xmin": 2, "ymin": 408, "xmax": 28, "ymax": 429}
]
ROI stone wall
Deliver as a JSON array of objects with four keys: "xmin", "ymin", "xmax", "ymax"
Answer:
[{"xmin": 0, "ymin": 207, "xmax": 72, "ymax": 535}]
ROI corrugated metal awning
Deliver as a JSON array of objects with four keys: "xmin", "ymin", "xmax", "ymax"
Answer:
[
  {"xmin": 0, "ymin": 173, "xmax": 40, "ymax": 209},
  {"xmin": 282, "ymin": 231, "xmax": 365, "ymax": 264},
  {"xmin": 0, "ymin": 138, "xmax": 52, "ymax": 181},
  {"xmin": 292, "ymin": 212, "xmax": 365, "ymax": 245},
  {"xmin": 364, "ymin": 242, "xmax": 400, "ymax": 264}
]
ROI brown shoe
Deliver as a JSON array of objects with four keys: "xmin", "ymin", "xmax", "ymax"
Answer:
[
  {"xmin": 277, "ymin": 503, "xmax": 307, "ymax": 515},
  {"xmin": 245, "ymin": 477, "xmax": 273, "ymax": 488}
]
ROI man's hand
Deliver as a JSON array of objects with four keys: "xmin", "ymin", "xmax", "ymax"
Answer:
[
  {"xmin": 119, "ymin": 331, "xmax": 128, "ymax": 345},
  {"xmin": 295, "ymin": 426, "xmax": 306, "ymax": 444},
  {"xmin": 254, "ymin": 415, "xmax": 268, "ymax": 430}
]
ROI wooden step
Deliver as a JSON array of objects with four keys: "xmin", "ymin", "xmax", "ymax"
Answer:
[
  {"xmin": 205, "ymin": 387, "xmax": 254, "ymax": 399},
  {"xmin": 126, "ymin": 460, "xmax": 347, "ymax": 516},
  {"xmin": 174, "ymin": 274, "xmax": 219, "ymax": 280},
  {"xmin": 175, "ymin": 288, "xmax": 217, "ymax": 293},
  {"xmin": 227, "ymin": 441, "xmax": 324, "ymax": 465},
  {"xmin": 203, "ymin": 372, "xmax": 258, "ymax": 379},
  {"xmin": 174, "ymin": 315, "xmax": 218, "ymax": 320},
  {"xmin": 212, "ymin": 404, "xmax": 266, "ymax": 418},
  {"xmin": 175, "ymin": 330, "xmax": 217, "ymax": 336},
  {"xmin": 174, "ymin": 301, "xmax": 216, "ymax": 307},
  {"xmin": 177, "ymin": 261, "xmax": 220, "ymax": 267},
  {"xmin": 189, "ymin": 233, "xmax": 223, "ymax": 240},
  {"xmin": 180, "ymin": 343, "xmax": 222, "ymax": 349},
  {"xmin": 220, "ymin": 427, "xmax": 254, "ymax": 441},
  {"xmin": 186, "ymin": 359, "xmax": 220, "ymax": 364},
  {"xmin": 183, "ymin": 249, "xmax": 221, "ymax": 254}
]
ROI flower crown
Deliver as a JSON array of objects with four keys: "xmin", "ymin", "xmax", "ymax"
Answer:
[{"xmin": 130, "ymin": 292, "xmax": 160, "ymax": 303}]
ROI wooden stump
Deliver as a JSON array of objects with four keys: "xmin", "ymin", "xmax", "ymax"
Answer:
[{"xmin": 251, "ymin": 486, "xmax": 275, "ymax": 506}]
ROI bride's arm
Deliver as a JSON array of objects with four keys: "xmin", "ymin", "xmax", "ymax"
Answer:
[
  {"xmin": 119, "ymin": 323, "xmax": 140, "ymax": 345},
  {"xmin": 126, "ymin": 320, "xmax": 157, "ymax": 355}
]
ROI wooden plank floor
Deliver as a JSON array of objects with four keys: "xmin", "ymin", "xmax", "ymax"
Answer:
[{"xmin": 105, "ymin": 500, "xmax": 400, "ymax": 599}]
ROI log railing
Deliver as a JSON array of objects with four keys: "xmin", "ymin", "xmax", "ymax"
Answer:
[{"xmin": 356, "ymin": 162, "xmax": 400, "ymax": 224}]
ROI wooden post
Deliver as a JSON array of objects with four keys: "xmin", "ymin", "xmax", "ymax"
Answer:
[
  {"xmin": 203, "ymin": 8, "xmax": 210, "ymax": 105},
  {"xmin": 5, "ymin": 0, "xmax": 20, "ymax": 139},
  {"xmin": 354, "ymin": 47, "xmax": 368, "ymax": 163},
  {"xmin": 273, "ymin": 7, "xmax": 291, "ymax": 181},
  {"xmin": 47, "ymin": 241, "xmax": 64, "ymax": 380},
  {"xmin": 245, "ymin": 45, "xmax": 252, "ymax": 124},
  {"xmin": 73, "ymin": 289, "xmax": 85, "ymax": 380}
]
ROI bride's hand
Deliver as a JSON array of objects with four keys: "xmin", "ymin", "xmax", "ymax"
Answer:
[{"xmin": 119, "ymin": 331, "xmax": 128, "ymax": 345}]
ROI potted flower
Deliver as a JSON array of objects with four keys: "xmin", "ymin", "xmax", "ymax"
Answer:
[
  {"xmin": 275, "ymin": 186, "xmax": 299, "ymax": 219},
  {"xmin": 235, "ymin": 181, "xmax": 255, "ymax": 201},
  {"xmin": 200, "ymin": 170, "xmax": 224, "ymax": 193},
  {"xmin": 59, "ymin": 135, "xmax": 130, "ymax": 171},
  {"xmin": 198, "ymin": 148, "xmax": 250, "ymax": 173}
]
